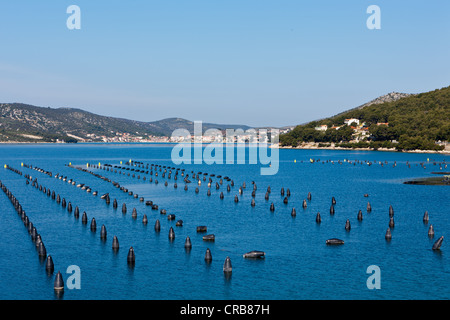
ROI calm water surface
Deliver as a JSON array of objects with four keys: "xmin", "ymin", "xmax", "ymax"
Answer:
[{"xmin": 0, "ymin": 144, "xmax": 448, "ymax": 300}]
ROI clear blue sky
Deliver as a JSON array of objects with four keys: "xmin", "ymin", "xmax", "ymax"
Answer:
[{"xmin": 0, "ymin": 0, "xmax": 449, "ymax": 127}]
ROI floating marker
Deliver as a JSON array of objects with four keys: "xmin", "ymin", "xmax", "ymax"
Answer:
[
  {"xmin": 127, "ymin": 247, "xmax": 136, "ymax": 264},
  {"xmin": 54, "ymin": 271, "xmax": 64, "ymax": 291},
  {"xmin": 100, "ymin": 224, "xmax": 107, "ymax": 239},
  {"xmin": 316, "ymin": 212, "xmax": 321, "ymax": 224},
  {"xmin": 423, "ymin": 211, "xmax": 429, "ymax": 223},
  {"xmin": 203, "ymin": 234, "xmax": 215, "ymax": 241},
  {"xmin": 345, "ymin": 219, "xmax": 351, "ymax": 231},
  {"xmin": 357, "ymin": 210, "xmax": 363, "ymax": 221},
  {"xmin": 205, "ymin": 248, "xmax": 212, "ymax": 262},
  {"xmin": 45, "ymin": 255, "xmax": 54, "ymax": 274},
  {"xmin": 155, "ymin": 219, "xmax": 161, "ymax": 232},
  {"xmin": 432, "ymin": 236, "xmax": 444, "ymax": 250},
  {"xmin": 169, "ymin": 227, "xmax": 175, "ymax": 240},
  {"xmin": 112, "ymin": 236, "xmax": 119, "ymax": 250},
  {"xmin": 184, "ymin": 236, "xmax": 192, "ymax": 248},
  {"xmin": 330, "ymin": 205, "xmax": 335, "ymax": 215},
  {"xmin": 90, "ymin": 218, "xmax": 97, "ymax": 231},
  {"xmin": 243, "ymin": 251, "xmax": 265, "ymax": 259},
  {"xmin": 385, "ymin": 228, "xmax": 392, "ymax": 240},
  {"xmin": 326, "ymin": 238, "xmax": 344, "ymax": 245},
  {"xmin": 223, "ymin": 257, "xmax": 232, "ymax": 273},
  {"xmin": 389, "ymin": 217, "xmax": 395, "ymax": 228},
  {"xmin": 428, "ymin": 224, "xmax": 434, "ymax": 237},
  {"xmin": 291, "ymin": 208, "xmax": 296, "ymax": 217},
  {"xmin": 38, "ymin": 242, "xmax": 47, "ymax": 257}
]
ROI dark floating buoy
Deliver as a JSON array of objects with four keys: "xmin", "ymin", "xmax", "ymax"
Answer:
[
  {"xmin": 302, "ymin": 199, "xmax": 307, "ymax": 209},
  {"xmin": 169, "ymin": 227, "xmax": 175, "ymax": 240},
  {"xmin": 127, "ymin": 247, "xmax": 135, "ymax": 264},
  {"xmin": 330, "ymin": 205, "xmax": 335, "ymax": 215},
  {"xmin": 291, "ymin": 207, "xmax": 296, "ymax": 217},
  {"xmin": 90, "ymin": 217, "xmax": 97, "ymax": 231},
  {"xmin": 223, "ymin": 256, "xmax": 232, "ymax": 273},
  {"xmin": 100, "ymin": 224, "xmax": 107, "ymax": 239},
  {"xmin": 432, "ymin": 236, "xmax": 444, "ymax": 250},
  {"xmin": 357, "ymin": 210, "xmax": 363, "ymax": 221},
  {"xmin": 326, "ymin": 238, "xmax": 344, "ymax": 245},
  {"xmin": 112, "ymin": 236, "xmax": 119, "ymax": 251},
  {"xmin": 345, "ymin": 219, "xmax": 351, "ymax": 231},
  {"xmin": 265, "ymin": 192, "xmax": 269, "ymax": 200},
  {"xmin": 243, "ymin": 250, "xmax": 265, "ymax": 259},
  {"xmin": 389, "ymin": 217, "xmax": 395, "ymax": 228},
  {"xmin": 220, "ymin": 192, "xmax": 224, "ymax": 199},
  {"xmin": 184, "ymin": 236, "xmax": 192, "ymax": 248},
  {"xmin": 154, "ymin": 219, "xmax": 161, "ymax": 232},
  {"xmin": 389, "ymin": 205, "xmax": 394, "ymax": 217},
  {"xmin": 307, "ymin": 192, "xmax": 312, "ymax": 201},
  {"xmin": 81, "ymin": 212, "xmax": 88, "ymax": 224},
  {"xmin": 423, "ymin": 211, "xmax": 429, "ymax": 223},
  {"xmin": 316, "ymin": 212, "xmax": 321, "ymax": 224},
  {"xmin": 54, "ymin": 271, "xmax": 64, "ymax": 291},
  {"xmin": 31, "ymin": 227, "xmax": 37, "ymax": 241},
  {"xmin": 122, "ymin": 203, "xmax": 127, "ymax": 214},
  {"xmin": 270, "ymin": 203, "xmax": 275, "ymax": 212},
  {"xmin": 142, "ymin": 214, "xmax": 148, "ymax": 225},
  {"xmin": 281, "ymin": 188, "xmax": 285, "ymax": 196},
  {"xmin": 45, "ymin": 255, "xmax": 54, "ymax": 274},
  {"xmin": 428, "ymin": 224, "xmax": 434, "ymax": 237},
  {"xmin": 113, "ymin": 199, "xmax": 118, "ymax": 209},
  {"xmin": 367, "ymin": 202, "xmax": 372, "ymax": 212},
  {"xmin": 205, "ymin": 248, "xmax": 212, "ymax": 262},
  {"xmin": 67, "ymin": 202, "xmax": 72, "ymax": 213},
  {"xmin": 38, "ymin": 242, "xmax": 47, "ymax": 257},
  {"xmin": 385, "ymin": 227, "xmax": 392, "ymax": 240}
]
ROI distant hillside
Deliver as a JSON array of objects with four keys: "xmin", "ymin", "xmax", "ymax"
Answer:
[
  {"xmin": 0, "ymin": 103, "xmax": 251, "ymax": 142},
  {"xmin": 280, "ymin": 86, "xmax": 450, "ymax": 151}
]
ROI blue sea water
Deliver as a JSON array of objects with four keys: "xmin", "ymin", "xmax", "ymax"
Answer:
[{"xmin": 0, "ymin": 143, "xmax": 448, "ymax": 300}]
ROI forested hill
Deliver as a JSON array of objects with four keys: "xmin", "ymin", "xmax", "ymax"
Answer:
[{"xmin": 280, "ymin": 86, "xmax": 450, "ymax": 151}]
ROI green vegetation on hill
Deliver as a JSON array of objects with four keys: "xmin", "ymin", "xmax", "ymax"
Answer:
[{"xmin": 280, "ymin": 86, "xmax": 450, "ymax": 151}]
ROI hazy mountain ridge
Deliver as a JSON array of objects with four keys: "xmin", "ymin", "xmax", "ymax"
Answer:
[{"xmin": 0, "ymin": 103, "xmax": 251, "ymax": 142}]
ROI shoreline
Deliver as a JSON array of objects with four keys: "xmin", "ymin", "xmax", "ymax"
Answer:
[
  {"xmin": 1, "ymin": 141, "xmax": 449, "ymax": 155},
  {"xmin": 278, "ymin": 143, "xmax": 450, "ymax": 154}
]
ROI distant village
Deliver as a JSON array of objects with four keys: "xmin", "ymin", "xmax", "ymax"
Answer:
[{"xmin": 71, "ymin": 127, "xmax": 293, "ymax": 143}]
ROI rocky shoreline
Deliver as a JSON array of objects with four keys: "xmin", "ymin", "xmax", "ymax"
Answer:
[{"xmin": 278, "ymin": 142, "xmax": 450, "ymax": 154}]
